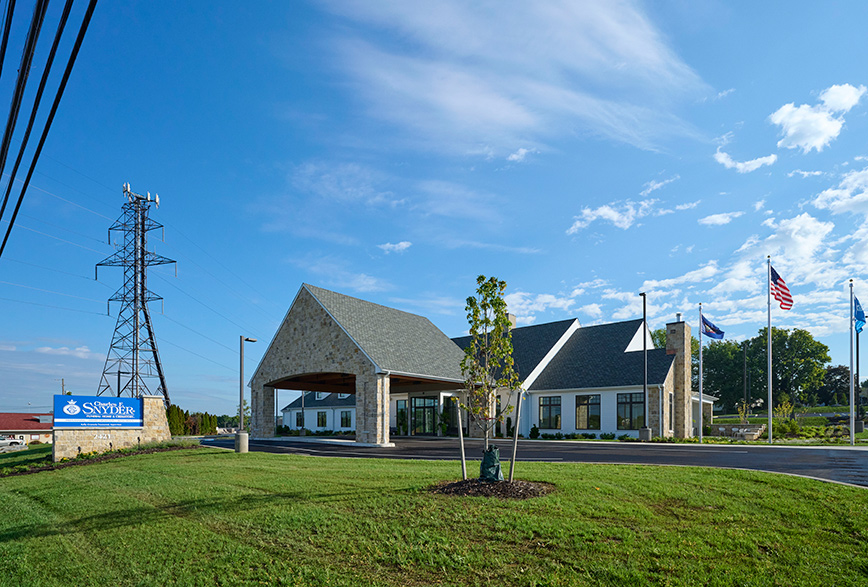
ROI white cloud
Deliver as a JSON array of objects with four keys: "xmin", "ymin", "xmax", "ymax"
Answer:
[
  {"xmin": 788, "ymin": 169, "xmax": 823, "ymax": 178},
  {"xmin": 641, "ymin": 262, "xmax": 719, "ymax": 290},
  {"xmin": 0, "ymin": 344, "xmax": 16, "ymax": 351},
  {"xmin": 769, "ymin": 83, "xmax": 866, "ymax": 153},
  {"xmin": 753, "ymin": 199, "xmax": 765, "ymax": 211},
  {"xmin": 698, "ymin": 211, "xmax": 744, "ymax": 225},
  {"xmin": 820, "ymin": 83, "xmax": 867, "ymax": 112},
  {"xmin": 507, "ymin": 147, "xmax": 534, "ymax": 162},
  {"xmin": 640, "ymin": 175, "xmax": 679, "ymax": 197},
  {"xmin": 812, "ymin": 167, "xmax": 868, "ymax": 215},
  {"xmin": 415, "ymin": 180, "xmax": 500, "ymax": 222},
  {"xmin": 675, "ymin": 201, "xmax": 700, "ymax": 210},
  {"xmin": 579, "ymin": 303, "xmax": 603, "ymax": 318},
  {"xmin": 713, "ymin": 149, "xmax": 777, "ymax": 173},
  {"xmin": 567, "ymin": 199, "xmax": 657, "ymax": 232},
  {"xmin": 378, "ymin": 241, "xmax": 412, "ymax": 254},
  {"xmin": 715, "ymin": 88, "xmax": 735, "ymax": 100},
  {"xmin": 505, "ymin": 291, "xmax": 575, "ymax": 316},
  {"xmin": 324, "ymin": 0, "xmax": 708, "ymax": 154},
  {"xmin": 34, "ymin": 346, "xmax": 100, "ymax": 360}
]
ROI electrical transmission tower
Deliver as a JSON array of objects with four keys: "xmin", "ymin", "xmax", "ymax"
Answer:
[{"xmin": 95, "ymin": 183, "xmax": 176, "ymax": 403}]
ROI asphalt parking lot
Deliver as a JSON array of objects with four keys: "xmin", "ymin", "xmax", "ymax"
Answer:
[{"xmin": 204, "ymin": 436, "xmax": 868, "ymax": 488}]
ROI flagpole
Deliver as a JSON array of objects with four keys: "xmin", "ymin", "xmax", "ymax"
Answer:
[
  {"xmin": 850, "ymin": 280, "xmax": 855, "ymax": 446},
  {"xmin": 699, "ymin": 303, "xmax": 703, "ymax": 444},
  {"xmin": 767, "ymin": 256, "xmax": 773, "ymax": 444}
]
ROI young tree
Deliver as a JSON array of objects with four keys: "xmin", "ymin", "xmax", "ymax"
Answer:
[{"xmin": 459, "ymin": 275, "xmax": 521, "ymax": 480}]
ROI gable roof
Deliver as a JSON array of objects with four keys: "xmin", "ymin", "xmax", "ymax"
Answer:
[
  {"xmin": 304, "ymin": 284, "xmax": 464, "ymax": 381},
  {"xmin": 452, "ymin": 318, "xmax": 577, "ymax": 381},
  {"xmin": 0, "ymin": 412, "xmax": 53, "ymax": 432},
  {"xmin": 529, "ymin": 319, "xmax": 674, "ymax": 390},
  {"xmin": 282, "ymin": 392, "xmax": 356, "ymax": 411}
]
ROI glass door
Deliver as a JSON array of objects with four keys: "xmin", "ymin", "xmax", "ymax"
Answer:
[{"xmin": 411, "ymin": 397, "xmax": 437, "ymax": 435}]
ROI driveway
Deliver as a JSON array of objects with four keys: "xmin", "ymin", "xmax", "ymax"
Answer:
[{"xmin": 204, "ymin": 436, "xmax": 868, "ymax": 488}]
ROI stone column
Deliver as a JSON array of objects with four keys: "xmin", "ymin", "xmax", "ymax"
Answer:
[
  {"xmin": 355, "ymin": 373, "xmax": 389, "ymax": 445},
  {"xmin": 666, "ymin": 319, "xmax": 692, "ymax": 438},
  {"xmin": 251, "ymin": 384, "xmax": 275, "ymax": 438}
]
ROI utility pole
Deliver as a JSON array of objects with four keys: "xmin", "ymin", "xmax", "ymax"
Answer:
[{"xmin": 95, "ymin": 184, "xmax": 175, "ymax": 403}]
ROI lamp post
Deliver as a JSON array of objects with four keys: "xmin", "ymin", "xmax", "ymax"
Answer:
[
  {"xmin": 236, "ymin": 335, "xmax": 257, "ymax": 453},
  {"xmin": 639, "ymin": 292, "xmax": 652, "ymax": 441}
]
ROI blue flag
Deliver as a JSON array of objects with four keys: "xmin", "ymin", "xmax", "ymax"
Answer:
[
  {"xmin": 856, "ymin": 296, "xmax": 865, "ymax": 334},
  {"xmin": 701, "ymin": 315, "xmax": 724, "ymax": 339}
]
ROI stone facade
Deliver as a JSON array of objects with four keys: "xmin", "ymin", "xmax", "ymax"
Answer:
[
  {"xmin": 647, "ymin": 367, "xmax": 676, "ymax": 437},
  {"xmin": 250, "ymin": 287, "xmax": 388, "ymax": 445},
  {"xmin": 52, "ymin": 396, "xmax": 170, "ymax": 462},
  {"xmin": 665, "ymin": 320, "xmax": 692, "ymax": 438}
]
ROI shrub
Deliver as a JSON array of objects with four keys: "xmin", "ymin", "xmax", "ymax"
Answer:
[
  {"xmin": 600, "ymin": 433, "xmax": 616, "ymax": 440},
  {"xmin": 529, "ymin": 425, "xmax": 540, "ymax": 439},
  {"xmin": 581, "ymin": 432, "xmax": 597, "ymax": 439},
  {"xmin": 541, "ymin": 433, "xmax": 553, "ymax": 439},
  {"xmin": 554, "ymin": 432, "xmax": 564, "ymax": 440}
]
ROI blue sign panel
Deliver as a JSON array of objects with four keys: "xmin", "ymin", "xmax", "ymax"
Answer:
[{"xmin": 53, "ymin": 395, "xmax": 143, "ymax": 428}]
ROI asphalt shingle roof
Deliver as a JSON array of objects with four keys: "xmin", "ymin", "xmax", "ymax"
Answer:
[
  {"xmin": 282, "ymin": 392, "xmax": 356, "ymax": 411},
  {"xmin": 452, "ymin": 318, "xmax": 576, "ymax": 381},
  {"xmin": 304, "ymin": 284, "xmax": 465, "ymax": 381},
  {"xmin": 529, "ymin": 319, "xmax": 674, "ymax": 390}
]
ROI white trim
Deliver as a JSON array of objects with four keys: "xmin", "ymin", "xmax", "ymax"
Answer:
[
  {"xmin": 624, "ymin": 321, "xmax": 655, "ymax": 353},
  {"xmin": 522, "ymin": 319, "xmax": 581, "ymax": 389}
]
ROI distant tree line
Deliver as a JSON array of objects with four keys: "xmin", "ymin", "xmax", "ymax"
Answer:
[
  {"xmin": 166, "ymin": 404, "xmax": 219, "ymax": 436},
  {"xmin": 652, "ymin": 324, "xmax": 868, "ymax": 412}
]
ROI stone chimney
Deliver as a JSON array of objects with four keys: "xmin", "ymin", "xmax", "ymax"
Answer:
[
  {"xmin": 507, "ymin": 313, "xmax": 517, "ymax": 329},
  {"xmin": 665, "ymin": 318, "xmax": 692, "ymax": 438}
]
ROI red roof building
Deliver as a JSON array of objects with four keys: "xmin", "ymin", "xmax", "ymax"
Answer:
[{"xmin": 0, "ymin": 413, "xmax": 53, "ymax": 444}]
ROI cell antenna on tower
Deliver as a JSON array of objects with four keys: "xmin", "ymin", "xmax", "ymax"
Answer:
[{"xmin": 95, "ymin": 183, "xmax": 176, "ymax": 403}]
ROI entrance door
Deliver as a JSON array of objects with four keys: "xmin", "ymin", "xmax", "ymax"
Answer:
[{"xmin": 411, "ymin": 397, "xmax": 437, "ymax": 435}]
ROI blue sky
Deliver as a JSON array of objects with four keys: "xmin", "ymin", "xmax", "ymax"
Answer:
[{"xmin": 2, "ymin": 1, "xmax": 868, "ymax": 415}]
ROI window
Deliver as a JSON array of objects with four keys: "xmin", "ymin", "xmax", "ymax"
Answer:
[
  {"xmin": 340, "ymin": 410, "xmax": 352, "ymax": 428},
  {"xmin": 668, "ymin": 393, "xmax": 674, "ymax": 432},
  {"xmin": 317, "ymin": 411, "xmax": 327, "ymax": 428},
  {"xmin": 316, "ymin": 392, "xmax": 326, "ymax": 401},
  {"xmin": 576, "ymin": 395, "xmax": 601, "ymax": 430},
  {"xmin": 295, "ymin": 412, "xmax": 304, "ymax": 428},
  {"xmin": 539, "ymin": 396, "xmax": 561, "ymax": 429},
  {"xmin": 617, "ymin": 392, "xmax": 645, "ymax": 430},
  {"xmin": 396, "ymin": 400, "xmax": 408, "ymax": 435}
]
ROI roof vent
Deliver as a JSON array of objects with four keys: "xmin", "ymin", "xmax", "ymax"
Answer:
[{"xmin": 675, "ymin": 312, "xmax": 682, "ymax": 323}]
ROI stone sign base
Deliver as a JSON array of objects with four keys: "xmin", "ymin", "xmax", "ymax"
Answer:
[{"xmin": 53, "ymin": 396, "xmax": 171, "ymax": 462}]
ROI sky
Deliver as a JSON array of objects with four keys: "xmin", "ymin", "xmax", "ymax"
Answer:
[{"xmin": 2, "ymin": 1, "xmax": 868, "ymax": 415}]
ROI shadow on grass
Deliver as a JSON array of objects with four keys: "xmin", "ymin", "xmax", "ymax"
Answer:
[{"xmin": 0, "ymin": 485, "xmax": 338, "ymax": 544}]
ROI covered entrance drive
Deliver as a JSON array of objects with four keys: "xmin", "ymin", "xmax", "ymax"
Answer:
[{"xmin": 250, "ymin": 284, "xmax": 465, "ymax": 446}]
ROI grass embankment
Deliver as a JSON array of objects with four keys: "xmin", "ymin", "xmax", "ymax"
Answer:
[{"xmin": 1, "ymin": 447, "xmax": 866, "ymax": 586}]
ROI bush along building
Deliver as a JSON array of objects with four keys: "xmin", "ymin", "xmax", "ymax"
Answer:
[{"xmin": 253, "ymin": 284, "xmax": 710, "ymax": 445}]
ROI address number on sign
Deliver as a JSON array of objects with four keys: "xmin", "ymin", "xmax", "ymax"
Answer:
[{"xmin": 93, "ymin": 434, "xmax": 111, "ymax": 440}]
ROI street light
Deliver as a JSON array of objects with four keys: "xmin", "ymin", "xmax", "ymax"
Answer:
[
  {"xmin": 639, "ymin": 292, "xmax": 651, "ymax": 441},
  {"xmin": 236, "ymin": 335, "xmax": 257, "ymax": 453}
]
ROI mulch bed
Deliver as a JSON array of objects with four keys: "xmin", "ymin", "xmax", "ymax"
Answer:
[
  {"xmin": 1, "ymin": 444, "xmax": 203, "ymax": 477},
  {"xmin": 429, "ymin": 478, "xmax": 554, "ymax": 500}
]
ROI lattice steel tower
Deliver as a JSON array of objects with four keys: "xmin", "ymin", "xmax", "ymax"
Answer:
[{"xmin": 95, "ymin": 183, "xmax": 175, "ymax": 402}]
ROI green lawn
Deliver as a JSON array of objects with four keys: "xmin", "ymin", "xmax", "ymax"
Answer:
[{"xmin": 1, "ymin": 448, "xmax": 866, "ymax": 586}]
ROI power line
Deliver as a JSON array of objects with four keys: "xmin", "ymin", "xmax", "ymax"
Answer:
[
  {"xmin": 161, "ymin": 313, "xmax": 236, "ymax": 354},
  {"xmin": 5, "ymin": 221, "xmax": 107, "ymax": 254},
  {"xmin": 157, "ymin": 336, "xmax": 235, "ymax": 373},
  {"xmin": 0, "ymin": 0, "xmax": 48, "ymax": 215},
  {"xmin": 150, "ymin": 271, "xmax": 264, "ymax": 340},
  {"xmin": 5, "ymin": 257, "xmax": 113, "ymax": 287},
  {"xmin": 0, "ymin": 1, "xmax": 17, "ymax": 84},
  {"xmin": 0, "ymin": 0, "xmax": 99, "ymax": 259},
  {"xmin": 0, "ymin": 294, "xmax": 108, "ymax": 316},
  {"xmin": 0, "ymin": 279, "xmax": 105, "ymax": 304}
]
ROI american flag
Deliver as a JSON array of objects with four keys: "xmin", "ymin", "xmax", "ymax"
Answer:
[{"xmin": 770, "ymin": 265, "xmax": 793, "ymax": 310}]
